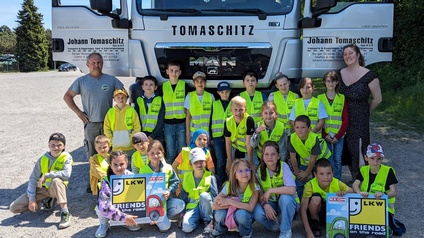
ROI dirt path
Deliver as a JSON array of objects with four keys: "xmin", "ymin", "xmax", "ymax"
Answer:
[{"xmin": 0, "ymin": 71, "xmax": 421, "ymax": 237}]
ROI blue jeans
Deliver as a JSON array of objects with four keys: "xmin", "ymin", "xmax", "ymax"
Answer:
[
  {"xmin": 326, "ymin": 137, "xmax": 344, "ymax": 180},
  {"xmin": 214, "ymin": 209, "xmax": 253, "ymax": 236},
  {"xmin": 157, "ymin": 197, "xmax": 185, "ymax": 231},
  {"xmin": 295, "ymin": 164, "xmax": 309, "ymax": 199},
  {"xmin": 164, "ymin": 123, "xmax": 186, "ymax": 164},
  {"xmin": 182, "ymin": 192, "xmax": 213, "ymax": 233},
  {"xmin": 213, "ymin": 137, "xmax": 227, "ymax": 187},
  {"xmin": 253, "ymin": 194, "xmax": 296, "ymax": 232}
]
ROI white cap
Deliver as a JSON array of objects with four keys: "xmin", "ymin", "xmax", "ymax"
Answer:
[{"xmin": 189, "ymin": 147, "xmax": 206, "ymax": 163}]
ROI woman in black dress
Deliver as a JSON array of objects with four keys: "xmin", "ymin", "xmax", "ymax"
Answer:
[{"xmin": 339, "ymin": 44, "xmax": 382, "ymax": 181}]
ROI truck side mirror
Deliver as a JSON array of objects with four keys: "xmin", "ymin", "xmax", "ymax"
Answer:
[
  {"xmin": 312, "ymin": 0, "xmax": 337, "ymax": 17},
  {"xmin": 90, "ymin": 0, "xmax": 112, "ymax": 13}
]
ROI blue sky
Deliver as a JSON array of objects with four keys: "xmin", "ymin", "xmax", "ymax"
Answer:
[{"xmin": 1, "ymin": 1, "xmax": 92, "ymax": 30}]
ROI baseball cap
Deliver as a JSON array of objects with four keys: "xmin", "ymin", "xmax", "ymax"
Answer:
[
  {"xmin": 49, "ymin": 132, "xmax": 66, "ymax": 145},
  {"xmin": 217, "ymin": 81, "xmax": 231, "ymax": 91},
  {"xmin": 113, "ymin": 88, "xmax": 128, "ymax": 97},
  {"xmin": 189, "ymin": 147, "xmax": 206, "ymax": 163},
  {"xmin": 366, "ymin": 143, "xmax": 385, "ymax": 158},
  {"xmin": 132, "ymin": 132, "xmax": 148, "ymax": 144},
  {"xmin": 192, "ymin": 71, "xmax": 207, "ymax": 81}
]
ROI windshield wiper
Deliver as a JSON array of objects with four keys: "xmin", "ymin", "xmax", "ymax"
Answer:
[
  {"xmin": 145, "ymin": 8, "xmax": 203, "ymax": 20},
  {"xmin": 203, "ymin": 8, "xmax": 267, "ymax": 20}
]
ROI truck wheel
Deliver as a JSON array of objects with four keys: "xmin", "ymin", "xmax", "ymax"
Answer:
[
  {"xmin": 334, "ymin": 234, "xmax": 346, "ymax": 238},
  {"xmin": 149, "ymin": 210, "xmax": 160, "ymax": 221}
]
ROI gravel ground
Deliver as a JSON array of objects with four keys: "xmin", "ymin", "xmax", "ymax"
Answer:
[{"xmin": 0, "ymin": 71, "xmax": 422, "ymax": 238}]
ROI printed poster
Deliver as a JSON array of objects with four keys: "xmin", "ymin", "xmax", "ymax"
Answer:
[
  {"xmin": 326, "ymin": 193, "xmax": 389, "ymax": 238},
  {"xmin": 109, "ymin": 173, "xmax": 167, "ymax": 226}
]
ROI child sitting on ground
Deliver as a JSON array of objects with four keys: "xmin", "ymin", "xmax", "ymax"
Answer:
[
  {"xmin": 89, "ymin": 135, "xmax": 110, "ymax": 195},
  {"xmin": 9, "ymin": 133, "xmax": 73, "ymax": 229}
]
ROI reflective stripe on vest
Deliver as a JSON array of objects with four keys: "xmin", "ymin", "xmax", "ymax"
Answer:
[
  {"xmin": 273, "ymin": 91, "xmax": 297, "ymax": 129},
  {"xmin": 132, "ymin": 151, "xmax": 147, "ymax": 171},
  {"xmin": 359, "ymin": 165, "xmax": 396, "ymax": 214},
  {"xmin": 163, "ymin": 81, "xmax": 186, "ymax": 120},
  {"xmin": 183, "ymin": 170, "xmax": 212, "ymax": 209},
  {"xmin": 226, "ymin": 114, "xmax": 248, "ymax": 152},
  {"xmin": 240, "ymin": 91, "xmax": 263, "ymax": 123},
  {"xmin": 317, "ymin": 93, "xmax": 344, "ymax": 134},
  {"xmin": 137, "ymin": 96, "xmax": 162, "ymax": 132},
  {"xmin": 290, "ymin": 133, "xmax": 331, "ymax": 165},
  {"xmin": 189, "ymin": 91, "xmax": 213, "ymax": 133},
  {"xmin": 97, "ymin": 154, "xmax": 109, "ymax": 172},
  {"xmin": 40, "ymin": 152, "xmax": 71, "ymax": 188},
  {"xmin": 294, "ymin": 98, "xmax": 319, "ymax": 130},
  {"xmin": 310, "ymin": 177, "xmax": 341, "ymax": 201},
  {"xmin": 256, "ymin": 120, "xmax": 285, "ymax": 158},
  {"xmin": 211, "ymin": 100, "xmax": 232, "ymax": 138},
  {"xmin": 139, "ymin": 163, "xmax": 173, "ymax": 187},
  {"xmin": 107, "ymin": 107, "xmax": 136, "ymax": 131},
  {"xmin": 258, "ymin": 160, "xmax": 285, "ymax": 202},
  {"xmin": 225, "ymin": 181, "xmax": 254, "ymax": 203}
]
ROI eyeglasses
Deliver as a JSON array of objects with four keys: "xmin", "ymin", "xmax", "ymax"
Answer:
[{"xmin": 236, "ymin": 168, "xmax": 252, "ymax": 174}]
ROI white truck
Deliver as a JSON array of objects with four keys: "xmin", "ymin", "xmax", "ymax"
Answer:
[{"xmin": 52, "ymin": 0, "xmax": 393, "ymax": 89}]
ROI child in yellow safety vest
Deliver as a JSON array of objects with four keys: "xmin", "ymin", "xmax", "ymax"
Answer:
[
  {"xmin": 134, "ymin": 76, "xmax": 165, "ymax": 144},
  {"xmin": 239, "ymin": 70, "xmax": 267, "ymax": 123},
  {"xmin": 300, "ymin": 159, "xmax": 352, "ymax": 238},
  {"xmin": 288, "ymin": 115, "xmax": 331, "ymax": 198},
  {"xmin": 89, "ymin": 135, "xmax": 110, "ymax": 196},
  {"xmin": 252, "ymin": 141, "xmax": 297, "ymax": 238},
  {"xmin": 317, "ymin": 71, "xmax": 348, "ymax": 180},
  {"xmin": 211, "ymin": 81, "xmax": 233, "ymax": 188},
  {"xmin": 289, "ymin": 77, "xmax": 328, "ymax": 137},
  {"xmin": 184, "ymin": 71, "xmax": 215, "ymax": 145},
  {"xmin": 211, "ymin": 159, "xmax": 260, "ymax": 238},
  {"xmin": 268, "ymin": 72, "xmax": 298, "ymax": 133},
  {"xmin": 352, "ymin": 143, "xmax": 405, "ymax": 236},
  {"xmin": 180, "ymin": 147, "xmax": 218, "ymax": 234},
  {"xmin": 130, "ymin": 132, "xmax": 150, "ymax": 174},
  {"xmin": 250, "ymin": 101, "xmax": 287, "ymax": 165},
  {"xmin": 172, "ymin": 129, "xmax": 215, "ymax": 192},
  {"xmin": 103, "ymin": 87, "xmax": 141, "ymax": 163},
  {"xmin": 9, "ymin": 133, "xmax": 73, "ymax": 229},
  {"xmin": 224, "ymin": 96, "xmax": 255, "ymax": 172}
]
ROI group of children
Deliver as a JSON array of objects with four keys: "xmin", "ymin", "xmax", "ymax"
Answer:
[{"xmin": 9, "ymin": 62, "xmax": 404, "ymax": 237}]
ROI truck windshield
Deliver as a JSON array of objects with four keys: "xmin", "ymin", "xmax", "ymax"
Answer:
[{"xmin": 137, "ymin": 0, "xmax": 293, "ymax": 15}]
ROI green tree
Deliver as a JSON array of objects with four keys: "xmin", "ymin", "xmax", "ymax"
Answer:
[
  {"xmin": 45, "ymin": 29, "xmax": 53, "ymax": 69},
  {"xmin": 0, "ymin": 25, "xmax": 17, "ymax": 54},
  {"xmin": 15, "ymin": 0, "xmax": 48, "ymax": 72}
]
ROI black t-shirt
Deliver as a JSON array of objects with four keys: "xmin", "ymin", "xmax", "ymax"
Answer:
[
  {"xmin": 356, "ymin": 167, "xmax": 398, "ymax": 191},
  {"xmin": 223, "ymin": 116, "xmax": 255, "ymax": 137}
]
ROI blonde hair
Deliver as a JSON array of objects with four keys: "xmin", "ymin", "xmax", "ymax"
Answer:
[
  {"xmin": 231, "ymin": 96, "xmax": 247, "ymax": 108},
  {"xmin": 227, "ymin": 159, "xmax": 256, "ymax": 197},
  {"xmin": 95, "ymin": 135, "xmax": 110, "ymax": 145}
]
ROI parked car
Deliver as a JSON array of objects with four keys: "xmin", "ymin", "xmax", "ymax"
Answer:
[{"xmin": 58, "ymin": 63, "xmax": 78, "ymax": 72}]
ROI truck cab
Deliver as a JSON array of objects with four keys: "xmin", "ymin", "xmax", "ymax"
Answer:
[{"xmin": 52, "ymin": 0, "xmax": 393, "ymax": 89}]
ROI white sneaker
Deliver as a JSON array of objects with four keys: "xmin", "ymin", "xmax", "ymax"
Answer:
[
  {"xmin": 242, "ymin": 231, "xmax": 252, "ymax": 238},
  {"xmin": 279, "ymin": 229, "xmax": 292, "ymax": 238},
  {"xmin": 95, "ymin": 223, "xmax": 109, "ymax": 238}
]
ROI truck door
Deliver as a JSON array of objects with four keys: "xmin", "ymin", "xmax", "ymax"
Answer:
[
  {"xmin": 301, "ymin": 0, "xmax": 393, "ymax": 78},
  {"xmin": 52, "ymin": 0, "xmax": 130, "ymax": 76}
]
